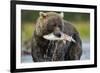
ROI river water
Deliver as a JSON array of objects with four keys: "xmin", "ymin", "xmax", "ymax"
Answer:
[{"xmin": 21, "ymin": 40, "xmax": 90, "ymax": 63}]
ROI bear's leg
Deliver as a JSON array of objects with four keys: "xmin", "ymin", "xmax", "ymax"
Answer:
[
  {"xmin": 52, "ymin": 41, "xmax": 68, "ymax": 61},
  {"xmin": 67, "ymin": 43, "xmax": 82, "ymax": 60},
  {"xmin": 31, "ymin": 47, "xmax": 45, "ymax": 62},
  {"xmin": 65, "ymin": 34, "xmax": 82, "ymax": 60}
]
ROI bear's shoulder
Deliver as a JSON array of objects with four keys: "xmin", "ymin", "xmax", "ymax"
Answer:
[{"xmin": 63, "ymin": 20, "xmax": 79, "ymax": 35}]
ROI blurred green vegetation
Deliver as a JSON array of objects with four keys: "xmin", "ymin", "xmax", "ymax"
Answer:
[
  {"xmin": 74, "ymin": 22, "xmax": 90, "ymax": 39},
  {"xmin": 21, "ymin": 23, "xmax": 34, "ymax": 42},
  {"xmin": 21, "ymin": 10, "xmax": 90, "ymax": 43}
]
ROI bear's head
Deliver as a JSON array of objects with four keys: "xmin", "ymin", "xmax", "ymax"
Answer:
[
  {"xmin": 35, "ymin": 12, "xmax": 64, "ymax": 38},
  {"xmin": 35, "ymin": 12, "xmax": 75, "ymax": 43}
]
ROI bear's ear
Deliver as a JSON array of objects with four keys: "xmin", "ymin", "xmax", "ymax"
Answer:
[
  {"xmin": 60, "ymin": 12, "xmax": 64, "ymax": 18},
  {"xmin": 39, "ymin": 12, "xmax": 47, "ymax": 18}
]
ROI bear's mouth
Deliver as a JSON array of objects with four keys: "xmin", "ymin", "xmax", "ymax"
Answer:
[{"xmin": 43, "ymin": 32, "xmax": 76, "ymax": 43}]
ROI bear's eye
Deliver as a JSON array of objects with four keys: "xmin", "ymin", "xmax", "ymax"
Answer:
[
  {"xmin": 58, "ymin": 24, "xmax": 63, "ymax": 30},
  {"xmin": 58, "ymin": 24, "xmax": 62, "ymax": 28},
  {"xmin": 53, "ymin": 23, "xmax": 57, "ymax": 26},
  {"xmin": 48, "ymin": 23, "xmax": 56, "ymax": 26}
]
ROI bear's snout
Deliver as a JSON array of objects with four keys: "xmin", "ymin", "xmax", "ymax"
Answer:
[
  {"xmin": 53, "ymin": 26, "xmax": 62, "ymax": 38},
  {"xmin": 53, "ymin": 31, "xmax": 61, "ymax": 38}
]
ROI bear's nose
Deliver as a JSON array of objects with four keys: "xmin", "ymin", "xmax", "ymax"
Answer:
[{"xmin": 53, "ymin": 31, "xmax": 61, "ymax": 37}]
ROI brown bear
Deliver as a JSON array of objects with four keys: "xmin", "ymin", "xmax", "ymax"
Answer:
[{"xmin": 31, "ymin": 12, "xmax": 82, "ymax": 62}]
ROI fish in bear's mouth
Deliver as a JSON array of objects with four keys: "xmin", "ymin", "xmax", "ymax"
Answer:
[{"xmin": 43, "ymin": 32, "xmax": 76, "ymax": 44}]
